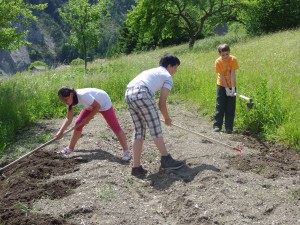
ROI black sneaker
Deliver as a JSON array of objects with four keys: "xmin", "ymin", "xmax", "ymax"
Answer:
[
  {"xmin": 161, "ymin": 154, "xmax": 185, "ymax": 170},
  {"xmin": 225, "ymin": 129, "xmax": 233, "ymax": 134},
  {"xmin": 131, "ymin": 166, "xmax": 148, "ymax": 177}
]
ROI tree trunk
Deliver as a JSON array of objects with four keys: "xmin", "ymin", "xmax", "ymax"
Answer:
[{"xmin": 188, "ymin": 37, "xmax": 196, "ymax": 49}]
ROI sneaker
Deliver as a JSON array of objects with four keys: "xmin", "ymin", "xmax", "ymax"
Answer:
[
  {"xmin": 131, "ymin": 166, "xmax": 148, "ymax": 177},
  {"xmin": 161, "ymin": 154, "xmax": 185, "ymax": 170},
  {"xmin": 122, "ymin": 150, "xmax": 132, "ymax": 161},
  {"xmin": 213, "ymin": 127, "xmax": 221, "ymax": 132},
  {"xmin": 58, "ymin": 147, "xmax": 74, "ymax": 155},
  {"xmin": 225, "ymin": 129, "xmax": 233, "ymax": 134}
]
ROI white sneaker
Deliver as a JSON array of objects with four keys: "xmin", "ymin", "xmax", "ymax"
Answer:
[
  {"xmin": 57, "ymin": 147, "xmax": 74, "ymax": 155},
  {"xmin": 122, "ymin": 150, "xmax": 132, "ymax": 161}
]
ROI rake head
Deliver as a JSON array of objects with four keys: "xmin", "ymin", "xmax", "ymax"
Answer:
[
  {"xmin": 232, "ymin": 145, "xmax": 243, "ymax": 155},
  {"xmin": 246, "ymin": 99, "xmax": 254, "ymax": 110}
]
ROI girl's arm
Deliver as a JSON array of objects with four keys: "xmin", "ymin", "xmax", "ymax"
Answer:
[
  {"xmin": 81, "ymin": 100, "xmax": 101, "ymax": 125},
  {"xmin": 56, "ymin": 107, "xmax": 74, "ymax": 139}
]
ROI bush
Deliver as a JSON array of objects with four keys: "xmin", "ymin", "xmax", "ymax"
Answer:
[
  {"xmin": 70, "ymin": 58, "xmax": 85, "ymax": 66},
  {"xmin": 28, "ymin": 61, "xmax": 48, "ymax": 71},
  {"xmin": 243, "ymin": 0, "xmax": 300, "ymax": 35}
]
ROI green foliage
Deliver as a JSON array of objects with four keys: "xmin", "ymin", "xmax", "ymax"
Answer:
[
  {"xmin": 119, "ymin": 0, "xmax": 244, "ymax": 53},
  {"xmin": 235, "ymin": 79, "xmax": 287, "ymax": 139},
  {"xmin": 70, "ymin": 58, "xmax": 85, "ymax": 66},
  {"xmin": 241, "ymin": 0, "xmax": 300, "ymax": 35},
  {"xmin": 28, "ymin": 61, "xmax": 48, "ymax": 71},
  {"xmin": 58, "ymin": 0, "xmax": 111, "ymax": 70},
  {"xmin": 0, "ymin": 0, "xmax": 47, "ymax": 50}
]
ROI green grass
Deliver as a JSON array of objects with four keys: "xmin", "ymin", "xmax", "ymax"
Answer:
[
  {"xmin": 0, "ymin": 29, "xmax": 300, "ymax": 159},
  {"xmin": 96, "ymin": 182, "xmax": 115, "ymax": 201}
]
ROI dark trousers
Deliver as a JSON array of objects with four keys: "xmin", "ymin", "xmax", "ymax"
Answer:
[{"xmin": 213, "ymin": 85, "xmax": 236, "ymax": 131}]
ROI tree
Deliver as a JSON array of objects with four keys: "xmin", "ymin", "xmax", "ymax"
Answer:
[
  {"xmin": 240, "ymin": 0, "xmax": 300, "ymax": 35},
  {"xmin": 119, "ymin": 0, "xmax": 245, "ymax": 52},
  {"xmin": 0, "ymin": 0, "xmax": 46, "ymax": 50},
  {"xmin": 59, "ymin": 0, "xmax": 110, "ymax": 70}
]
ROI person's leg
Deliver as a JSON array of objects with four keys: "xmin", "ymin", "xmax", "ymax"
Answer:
[
  {"xmin": 67, "ymin": 109, "xmax": 90, "ymax": 150},
  {"xmin": 225, "ymin": 91, "xmax": 236, "ymax": 133},
  {"xmin": 125, "ymin": 87, "xmax": 148, "ymax": 171},
  {"xmin": 132, "ymin": 138, "xmax": 144, "ymax": 167},
  {"xmin": 139, "ymin": 91, "xmax": 184, "ymax": 170},
  {"xmin": 129, "ymin": 107, "xmax": 147, "ymax": 167},
  {"xmin": 100, "ymin": 107, "xmax": 129, "ymax": 151},
  {"xmin": 153, "ymin": 137, "xmax": 168, "ymax": 156},
  {"xmin": 213, "ymin": 85, "xmax": 226, "ymax": 130},
  {"xmin": 68, "ymin": 130, "xmax": 82, "ymax": 149}
]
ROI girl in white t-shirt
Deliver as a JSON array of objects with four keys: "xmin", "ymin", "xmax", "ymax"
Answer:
[{"xmin": 56, "ymin": 87, "xmax": 131, "ymax": 161}]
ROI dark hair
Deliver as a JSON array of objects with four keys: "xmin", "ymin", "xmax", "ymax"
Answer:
[
  {"xmin": 58, "ymin": 86, "xmax": 78, "ymax": 110},
  {"xmin": 159, "ymin": 54, "xmax": 180, "ymax": 68},
  {"xmin": 217, "ymin": 44, "xmax": 230, "ymax": 53}
]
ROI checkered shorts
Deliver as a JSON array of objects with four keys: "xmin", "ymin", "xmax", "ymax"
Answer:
[{"xmin": 125, "ymin": 86, "xmax": 162, "ymax": 139}]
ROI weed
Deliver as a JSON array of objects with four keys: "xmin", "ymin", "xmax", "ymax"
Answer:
[
  {"xmin": 96, "ymin": 182, "xmax": 114, "ymax": 201},
  {"xmin": 14, "ymin": 203, "xmax": 33, "ymax": 212},
  {"xmin": 288, "ymin": 188, "xmax": 300, "ymax": 204}
]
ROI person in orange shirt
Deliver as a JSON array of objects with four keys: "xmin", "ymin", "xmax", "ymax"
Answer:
[{"xmin": 213, "ymin": 44, "xmax": 239, "ymax": 134}]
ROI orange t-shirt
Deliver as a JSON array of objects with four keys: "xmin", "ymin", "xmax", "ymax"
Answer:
[{"xmin": 215, "ymin": 55, "xmax": 239, "ymax": 88}]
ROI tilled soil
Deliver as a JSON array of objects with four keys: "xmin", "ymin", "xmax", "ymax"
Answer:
[{"xmin": 0, "ymin": 104, "xmax": 299, "ymax": 225}]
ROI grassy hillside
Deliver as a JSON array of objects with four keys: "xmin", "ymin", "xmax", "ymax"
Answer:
[{"xmin": 0, "ymin": 29, "xmax": 299, "ymax": 158}]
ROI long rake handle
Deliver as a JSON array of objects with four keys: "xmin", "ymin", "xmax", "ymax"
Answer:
[
  {"xmin": 0, "ymin": 125, "xmax": 78, "ymax": 172},
  {"xmin": 161, "ymin": 119, "xmax": 242, "ymax": 153}
]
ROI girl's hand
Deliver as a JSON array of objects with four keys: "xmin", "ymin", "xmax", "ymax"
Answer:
[
  {"xmin": 164, "ymin": 117, "xmax": 172, "ymax": 126},
  {"xmin": 55, "ymin": 131, "xmax": 64, "ymax": 139}
]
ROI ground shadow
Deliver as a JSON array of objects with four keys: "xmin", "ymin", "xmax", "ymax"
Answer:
[
  {"xmin": 147, "ymin": 163, "xmax": 220, "ymax": 190},
  {"xmin": 70, "ymin": 148, "xmax": 130, "ymax": 165}
]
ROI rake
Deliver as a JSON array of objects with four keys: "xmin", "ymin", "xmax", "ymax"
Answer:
[
  {"xmin": 161, "ymin": 120, "xmax": 243, "ymax": 154},
  {"xmin": 0, "ymin": 123, "xmax": 81, "ymax": 176}
]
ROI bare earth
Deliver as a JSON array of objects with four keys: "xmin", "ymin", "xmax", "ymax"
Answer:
[{"xmin": 1, "ymin": 104, "xmax": 300, "ymax": 225}]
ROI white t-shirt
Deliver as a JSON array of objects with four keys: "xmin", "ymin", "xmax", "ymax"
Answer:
[
  {"xmin": 127, "ymin": 66, "xmax": 173, "ymax": 94},
  {"xmin": 75, "ymin": 88, "xmax": 112, "ymax": 111}
]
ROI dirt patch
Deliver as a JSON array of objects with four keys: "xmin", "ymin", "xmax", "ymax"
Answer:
[
  {"xmin": 228, "ymin": 135, "xmax": 300, "ymax": 179},
  {"xmin": 0, "ymin": 151, "xmax": 83, "ymax": 225},
  {"xmin": 0, "ymin": 104, "xmax": 300, "ymax": 225}
]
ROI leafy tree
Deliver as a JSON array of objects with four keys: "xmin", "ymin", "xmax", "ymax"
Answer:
[
  {"xmin": 59, "ymin": 0, "xmax": 110, "ymax": 70},
  {"xmin": 0, "ymin": 0, "xmax": 47, "ymax": 50},
  {"xmin": 95, "ymin": 0, "xmax": 136, "ymax": 57},
  {"xmin": 119, "ymin": 0, "xmax": 245, "ymax": 53},
  {"xmin": 240, "ymin": 0, "xmax": 300, "ymax": 35}
]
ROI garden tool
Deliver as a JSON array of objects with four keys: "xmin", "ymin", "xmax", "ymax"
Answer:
[
  {"xmin": 0, "ymin": 122, "xmax": 83, "ymax": 176},
  {"xmin": 234, "ymin": 93, "xmax": 254, "ymax": 109},
  {"xmin": 161, "ymin": 120, "xmax": 243, "ymax": 154}
]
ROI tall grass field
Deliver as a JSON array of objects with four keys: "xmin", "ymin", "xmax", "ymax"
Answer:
[{"xmin": 0, "ymin": 29, "xmax": 299, "ymax": 159}]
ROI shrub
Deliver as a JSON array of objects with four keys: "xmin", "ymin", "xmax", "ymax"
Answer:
[
  {"xmin": 28, "ymin": 61, "xmax": 48, "ymax": 71},
  {"xmin": 70, "ymin": 58, "xmax": 85, "ymax": 66}
]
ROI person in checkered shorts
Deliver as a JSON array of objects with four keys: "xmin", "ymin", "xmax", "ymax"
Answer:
[{"xmin": 125, "ymin": 54, "xmax": 185, "ymax": 177}]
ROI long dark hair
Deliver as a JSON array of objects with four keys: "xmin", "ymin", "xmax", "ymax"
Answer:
[{"xmin": 58, "ymin": 86, "xmax": 78, "ymax": 110}]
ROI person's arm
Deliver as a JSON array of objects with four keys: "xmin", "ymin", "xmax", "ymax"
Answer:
[
  {"xmin": 56, "ymin": 107, "xmax": 74, "ymax": 139},
  {"xmin": 231, "ymin": 70, "xmax": 236, "ymax": 94},
  {"xmin": 158, "ymin": 87, "xmax": 172, "ymax": 126},
  {"xmin": 219, "ymin": 73, "xmax": 232, "ymax": 96},
  {"xmin": 81, "ymin": 100, "xmax": 101, "ymax": 125},
  {"xmin": 219, "ymin": 74, "xmax": 229, "ymax": 88}
]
